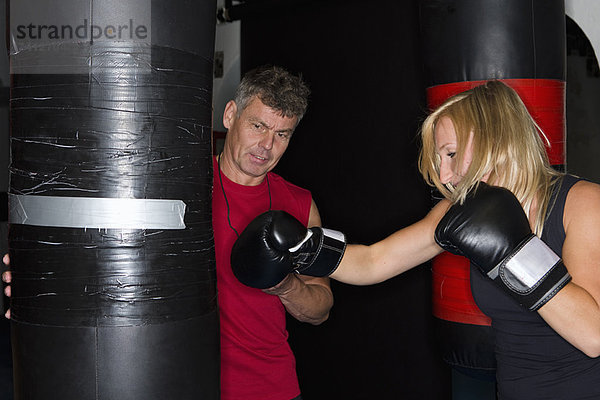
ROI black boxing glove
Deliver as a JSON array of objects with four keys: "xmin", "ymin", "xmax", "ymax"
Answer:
[
  {"xmin": 435, "ymin": 182, "xmax": 571, "ymax": 311},
  {"xmin": 231, "ymin": 210, "xmax": 346, "ymax": 289}
]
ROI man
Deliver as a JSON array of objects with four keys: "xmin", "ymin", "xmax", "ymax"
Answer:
[
  {"xmin": 3, "ymin": 65, "xmax": 333, "ymax": 400},
  {"xmin": 212, "ymin": 65, "xmax": 333, "ymax": 400}
]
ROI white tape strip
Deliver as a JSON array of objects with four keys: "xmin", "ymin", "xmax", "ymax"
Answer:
[{"xmin": 8, "ymin": 194, "xmax": 186, "ymax": 229}]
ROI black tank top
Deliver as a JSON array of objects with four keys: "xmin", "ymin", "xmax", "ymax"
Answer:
[{"xmin": 471, "ymin": 175, "xmax": 600, "ymax": 399}]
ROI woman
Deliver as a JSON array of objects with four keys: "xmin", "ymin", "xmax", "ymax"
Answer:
[
  {"xmin": 420, "ymin": 80, "xmax": 600, "ymax": 398},
  {"xmin": 331, "ymin": 80, "xmax": 600, "ymax": 398}
]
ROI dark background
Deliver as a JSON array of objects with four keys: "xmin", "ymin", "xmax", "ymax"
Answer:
[{"xmin": 241, "ymin": 1, "xmax": 450, "ymax": 398}]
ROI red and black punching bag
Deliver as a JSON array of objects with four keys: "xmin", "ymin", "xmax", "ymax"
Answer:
[
  {"xmin": 419, "ymin": 0, "xmax": 566, "ymax": 375},
  {"xmin": 8, "ymin": 1, "xmax": 219, "ymax": 398}
]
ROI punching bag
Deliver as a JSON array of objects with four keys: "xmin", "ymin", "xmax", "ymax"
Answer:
[
  {"xmin": 419, "ymin": 0, "xmax": 566, "ymax": 375},
  {"xmin": 8, "ymin": 1, "xmax": 219, "ymax": 399}
]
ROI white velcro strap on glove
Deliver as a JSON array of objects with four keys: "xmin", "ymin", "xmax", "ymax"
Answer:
[
  {"xmin": 490, "ymin": 235, "xmax": 561, "ymax": 292},
  {"xmin": 322, "ymin": 227, "xmax": 346, "ymax": 244}
]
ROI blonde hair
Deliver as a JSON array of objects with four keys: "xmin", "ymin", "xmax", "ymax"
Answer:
[{"xmin": 418, "ymin": 80, "xmax": 561, "ymax": 235}]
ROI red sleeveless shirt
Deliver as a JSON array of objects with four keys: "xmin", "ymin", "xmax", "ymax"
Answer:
[{"xmin": 212, "ymin": 157, "xmax": 311, "ymax": 400}]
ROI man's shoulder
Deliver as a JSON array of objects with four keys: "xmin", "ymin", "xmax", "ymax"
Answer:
[{"xmin": 267, "ymin": 171, "xmax": 310, "ymax": 194}]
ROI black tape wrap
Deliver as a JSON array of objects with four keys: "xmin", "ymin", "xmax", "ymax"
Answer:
[{"xmin": 8, "ymin": 1, "xmax": 219, "ymax": 399}]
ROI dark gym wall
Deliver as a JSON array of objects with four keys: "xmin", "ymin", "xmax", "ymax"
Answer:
[{"xmin": 241, "ymin": 1, "xmax": 451, "ymax": 399}]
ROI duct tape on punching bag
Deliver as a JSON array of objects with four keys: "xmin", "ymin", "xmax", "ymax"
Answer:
[
  {"xmin": 419, "ymin": 0, "xmax": 566, "ymax": 376},
  {"xmin": 8, "ymin": 0, "xmax": 219, "ymax": 398}
]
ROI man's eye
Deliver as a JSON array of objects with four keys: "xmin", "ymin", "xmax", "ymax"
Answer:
[
  {"xmin": 278, "ymin": 132, "xmax": 290, "ymax": 140},
  {"xmin": 252, "ymin": 124, "xmax": 267, "ymax": 133}
]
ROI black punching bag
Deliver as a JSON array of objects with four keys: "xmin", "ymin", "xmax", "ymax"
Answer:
[
  {"xmin": 8, "ymin": 1, "xmax": 219, "ymax": 399},
  {"xmin": 419, "ymin": 0, "xmax": 566, "ymax": 376}
]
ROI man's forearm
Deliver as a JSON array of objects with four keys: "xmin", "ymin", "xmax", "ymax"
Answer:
[{"xmin": 264, "ymin": 274, "xmax": 333, "ymax": 325}]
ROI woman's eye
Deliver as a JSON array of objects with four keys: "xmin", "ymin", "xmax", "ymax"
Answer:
[{"xmin": 448, "ymin": 152, "xmax": 456, "ymax": 158}]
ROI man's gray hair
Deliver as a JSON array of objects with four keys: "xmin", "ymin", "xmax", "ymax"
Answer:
[{"xmin": 234, "ymin": 65, "xmax": 310, "ymax": 122}]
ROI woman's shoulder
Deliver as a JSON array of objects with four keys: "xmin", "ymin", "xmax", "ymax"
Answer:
[
  {"xmin": 564, "ymin": 178, "xmax": 600, "ymax": 230},
  {"xmin": 568, "ymin": 178, "xmax": 600, "ymax": 202}
]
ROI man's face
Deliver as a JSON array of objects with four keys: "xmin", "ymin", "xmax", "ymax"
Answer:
[{"xmin": 221, "ymin": 97, "xmax": 298, "ymax": 186}]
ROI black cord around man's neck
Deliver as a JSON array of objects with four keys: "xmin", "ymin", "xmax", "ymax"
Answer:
[{"xmin": 217, "ymin": 153, "xmax": 271, "ymax": 238}]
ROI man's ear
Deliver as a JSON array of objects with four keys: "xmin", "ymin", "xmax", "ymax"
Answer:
[{"xmin": 223, "ymin": 100, "xmax": 237, "ymax": 129}]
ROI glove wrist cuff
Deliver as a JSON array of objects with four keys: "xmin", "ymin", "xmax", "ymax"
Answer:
[
  {"xmin": 293, "ymin": 227, "xmax": 346, "ymax": 277},
  {"xmin": 493, "ymin": 235, "xmax": 571, "ymax": 310},
  {"xmin": 492, "ymin": 235, "xmax": 559, "ymax": 287}
]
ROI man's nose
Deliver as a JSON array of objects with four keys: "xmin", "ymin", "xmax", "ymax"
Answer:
[{"xmin": 259, "ymin": 132, "xmax": 275, "ymax": 150}]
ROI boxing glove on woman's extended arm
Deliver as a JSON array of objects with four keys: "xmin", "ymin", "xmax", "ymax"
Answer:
[
  {"xmin": 435, "ymin": 183, "xmax": 571, "ymax": 311},
  {"xmin": 231, "ymin": 210, "xmax": 346, "ymax": 289}
]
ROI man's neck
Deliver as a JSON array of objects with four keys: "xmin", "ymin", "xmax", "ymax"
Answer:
[{"xmin": 217, "ymin": 152, "xmax": 266, "ymax": 187}]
